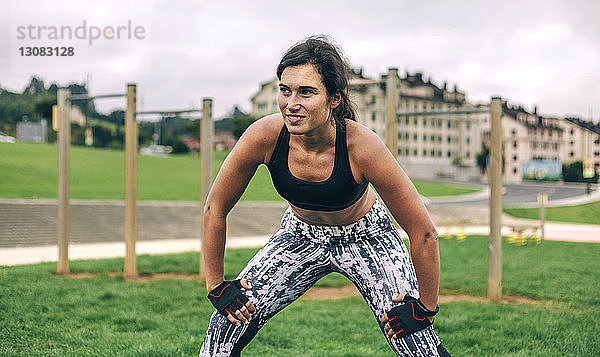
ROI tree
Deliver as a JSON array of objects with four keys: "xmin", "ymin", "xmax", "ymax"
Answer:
[
  {"xmin": 475, "ymin": 145, "xmax": 489, "ymax": 174},
  {"xmin": 562, "ymin": 161, "xmax": 599, "ymax": 183},
  {"xmin": 230, "ymin": 106, "xmax": 257, "ymax": 139}
]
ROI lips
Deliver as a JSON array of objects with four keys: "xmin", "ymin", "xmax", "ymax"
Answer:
[{"xmin": 286, "ymin": 114, "xmax": 305, "ymax": 125}]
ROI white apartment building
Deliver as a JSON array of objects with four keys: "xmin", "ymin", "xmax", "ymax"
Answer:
[
  {"xmin": 558, "ymin": 117, "xmax": 600, "ymax": 172},
  {"xmin": 250, "ymin": 78, "xmax": 280, "ymax": 117},
  {"xmin": 481, "ymin": 105, "xmax": 563, "ymax": 183}
]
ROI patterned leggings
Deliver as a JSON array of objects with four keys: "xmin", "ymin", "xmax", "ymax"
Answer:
[{"xmin": 200, "ymin": 200, "xmax": 446, "ymax": 356}]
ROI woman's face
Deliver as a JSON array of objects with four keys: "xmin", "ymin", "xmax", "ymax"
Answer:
[{"xmin": 278, "ymin": 63, "xmax": 338, "ymax": 136}]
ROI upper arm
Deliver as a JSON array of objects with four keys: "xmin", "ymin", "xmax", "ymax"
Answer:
[
  {"xmin": 205, "ymin": 115, "xmax": 280, "ymax": 216},
  {"xmin": 350, "ymin": 124, "xmax": 436, "ymax": 239}
]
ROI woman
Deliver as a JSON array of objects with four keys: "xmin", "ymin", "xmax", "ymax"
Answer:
[{"xmin": 200, "ymin": 36, "xmax": 450, "ymax": 356}]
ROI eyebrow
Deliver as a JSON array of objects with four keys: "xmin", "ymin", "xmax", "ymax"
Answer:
[{"xmin": 279, "ymin": 84, "xmax": 319, "ymax": 91}]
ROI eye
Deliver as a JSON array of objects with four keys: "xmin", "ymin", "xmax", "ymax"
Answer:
[
  {"xmin": 279, "ymin": 87, "xmax": 290, "ymax": 94},
  {"xmin": 299, "ymin": 89, "xmax": 315, "ymax": 95}
]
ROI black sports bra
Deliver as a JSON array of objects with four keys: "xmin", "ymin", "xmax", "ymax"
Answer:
[{"xmin": 267, "ymin": 124, "xmax": 369, "ymax": 212}]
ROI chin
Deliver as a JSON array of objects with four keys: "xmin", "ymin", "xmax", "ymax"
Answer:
[{"xmin": 285, "ymin": 123, "xmax": 306, "ymax": 135}]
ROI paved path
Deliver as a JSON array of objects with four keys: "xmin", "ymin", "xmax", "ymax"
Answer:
[
  {"xmin": 1, "ymin": 186, "xmax": 598, "ymax": 266},
  {"xmin": 1, "ymin": 221, "xmax": 597, "ymax": 266}
]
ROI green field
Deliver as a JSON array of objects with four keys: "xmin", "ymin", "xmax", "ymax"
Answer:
[
  {"xmin": 0, "ymin": 142, "xmax": 478, "ymax": 200},
  {"xmin": 1, "ymin": 236, "xmax": 598, "ymax": 356},
  {"xmin": 504, "ymin": 201, "xmax": 600, "ymax": 225}
]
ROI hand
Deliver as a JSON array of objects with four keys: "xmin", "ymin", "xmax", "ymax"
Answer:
[
  {"xmin": 381, "ymin": 293, "xmax": 436, "ymax": 339},
  {"xmin": 207, "ymin": 279, "xmax": 256, "ymax": 326},
  {"xmin": 390, "ymin": 293, "xmax": 434, "ymax": 323}
]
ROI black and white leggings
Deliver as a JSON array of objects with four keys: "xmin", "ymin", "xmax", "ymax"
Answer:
[{"xmin": 200, "ymin": 200, "xmax": 445, "ymax": 356}]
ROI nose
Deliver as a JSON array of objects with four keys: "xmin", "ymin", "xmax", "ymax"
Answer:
[{"xmin": 285, "ymin": 93, "xmax": 301, "ymax": 112}]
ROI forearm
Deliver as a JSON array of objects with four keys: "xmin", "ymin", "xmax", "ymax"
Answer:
[
  {"xmin": 203, "ymin": 205, "xmax": 227, "ymax": 292},
  {"xmin": 409, "ymin": 230, "xmax": 440, "ymax": 310}
]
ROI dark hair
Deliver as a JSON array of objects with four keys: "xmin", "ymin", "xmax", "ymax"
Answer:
[{"xmin": 276, "ymin": 35, "xmax": 357, "ymax": 128}]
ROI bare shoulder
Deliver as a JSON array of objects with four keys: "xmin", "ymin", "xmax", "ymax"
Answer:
[
  {"xmin": 345, "ymin": 119, "xmax": 388, "ymax": 160},
  {"xmin": 234, "ymin": 113, "xmax": 283, "ymax": 164}
]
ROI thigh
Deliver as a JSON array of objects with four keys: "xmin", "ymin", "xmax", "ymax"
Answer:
[
  {"xmin": 332, "ymin": 227, "xmax": 442, "ymax": 356},
  {"xmin": 200, "ymin": 228, "xmax": 330, "ymax": 356},
  {"xmin": 238, "ymin": 228, "xmax": 331, "ymax": 321}
]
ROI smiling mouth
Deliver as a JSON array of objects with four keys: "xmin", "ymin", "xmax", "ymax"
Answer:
[{"xmin": 286, "ymin": 114, "xmax": 306, "ymax": 124}]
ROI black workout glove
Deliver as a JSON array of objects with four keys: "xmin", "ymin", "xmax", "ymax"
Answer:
[
  {"xmin": 207, "ymin": 280, "xmax": 250, "ymax": 317},
  {"xmin": 385, "ymin": 295, "xmax": 439, "ymax": 339}
]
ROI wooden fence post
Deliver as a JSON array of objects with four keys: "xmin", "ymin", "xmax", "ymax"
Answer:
[
  {"xmin": 124, "ymin": 83, "xmax": 138, "ymax": 278},
  {"xmin": 57, "ymin": 88, "xmax": 71, "ymax": 274},
  {"xmin": 488, "ymin": 96, "xmax": 503, "ymax": 301},
  {"xmin": 385, "ymin": 68, "xmax": 399, "ymax": 158},
  {"xmin": 199, "ymin": 98, "xmax": 213, "ymax": 279}
]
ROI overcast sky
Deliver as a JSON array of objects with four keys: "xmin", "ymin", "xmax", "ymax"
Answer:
[{"xmin": 2, "ymin": 0, "xmax": 598, "ymax": 121}]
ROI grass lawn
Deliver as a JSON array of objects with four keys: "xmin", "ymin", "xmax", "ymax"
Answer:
[
  {"xmin": 504, "ymin": 201, "xmax": 600, "ymax": 225},
  {"xmin": 0, "ymin": 142, "xmax": 479, "ymax": 200},
  {"xmin": 1, "ymin": 236, "xmax": 598, "ymax": 356}
]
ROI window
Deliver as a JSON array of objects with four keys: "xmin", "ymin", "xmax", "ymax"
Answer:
[
  {"xmin": 447, "ymin": 136, "xmax": 451, "ymax": 143},
  {"xmin": 369, "ymin": 95, "xmax": 376, "ymax": 105},
  {"xmin": 570, "ymin": 141, "xmax": 574, "ymax": 146},
  {"xmin": 371, "ymin": 112, "xmax": 376, "ymax": 122},
  {"xmin": 447, "ymin": 151, "xmax": 451, "ymax": 158},
  {"xmin": 413, "ymin": 149, "xmax": 418, "ymax": 156},
  {"xmin": 423, "ymin": 150, "xmax": 427, "ymax": 156},
  {"xmin": 398, "ymin": 149, "xmax": 402, "ymax": 156},
  {"xmin": 570, "ymin": 129, "xmax": 574, "ymax": 135},
  {"xmin": 513, "ymin": 167, "xmax": 518, "ymax": 174},
  {"xmin": 466, "ymin": 151, "xmax": 471, "ymax": 159},
  {"xmin": 405, "ymin": 132, "xmax": 409, "ymax": 140},
  {"xmin": 595, "ymin": 151, "xmax": 600, "ymax": 157},
  {"xmin": 438, "ymin": 120, "xmax": 442, "ymax": 128},
  {"xmin": 414, "ymin": 134, "xmax": 418, "ymax": 141},
  {"xmin": 447, "ymin": 121, "xmax": 451, "ymax": 129},
  {"xmin": 430, "ymin": 149, "xmax": 435, "ymax": 156},
  {"xmin": 414, "ymin": 118, "xmax": 418, "ymax": 126},
  {"xmin": 513, "ymin": 141, "xmax": 517, "ymax": 149},
  {"xmin": 466, "ymin": 137, "xmax": 470, "ymax": 144},
  {"xmin": 431, "ymin": 135, "xmax": 435, "ymax": 142},
  {"xmin": 437, "ymin": 150, "xmax": 442, "ymax": 157},
  {"xmin": 398, "ymin": 133, "xmax": 402, "ymax": 140},
  {"xmin": 405, "ymin": 148, "xmax": 410, "ymax": 156},
  {"xmin": 423, "ymin": 134, "xmax": 427, "ymax": 142},
  {"xmin": 405, "ymin": 117, "xmax": 410, "ymax": 125},
  {"xmin": 595, "ymin": 139, "xmax": 600, "ymax": 145},
  {"xmin": 511, "ymin": 129, "xmax": 516, "ymax": 136},
  {"xmin": 466, "ymin": 122, "xmax": 470, "ymax": 130},
  {"xmin": 569, "ymin": 151, "xmax": 574, "ymax": 157},
  {"xmin": 513, "ymin": 155, "xmax": 517, "ymax": 161}
]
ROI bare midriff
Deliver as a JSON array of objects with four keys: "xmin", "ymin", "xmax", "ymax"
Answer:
[{"xmin": 290, "ymin": 186, "xmax": 378, "ymax": 226}]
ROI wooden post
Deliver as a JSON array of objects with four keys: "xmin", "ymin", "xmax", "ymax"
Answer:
[
  {"xmin": 488, "ymin": 96, "xmax": 503, "ymax": 301},
  {"xmin": 57, "ymin": 89, "xmax": 70, "ymax": 274},
  {"xmin": 385, "ymin": 68, "xmax": 399, "ymax": 158},
  {"xmin": 124, "ymin": 83, "xmax": 138, "ymax": 278},
  {"xmin": 199, "ymin": 98, "xmax": 213, "ymax": 279},
  {"xmin": 538, "ymin": 192, "xmax": 547, "ymax": 240}
]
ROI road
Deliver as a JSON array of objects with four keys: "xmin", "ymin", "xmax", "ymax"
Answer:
[{"xmin": 430, "ymin": 181, "xmax": 596, "ymax": 207}]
